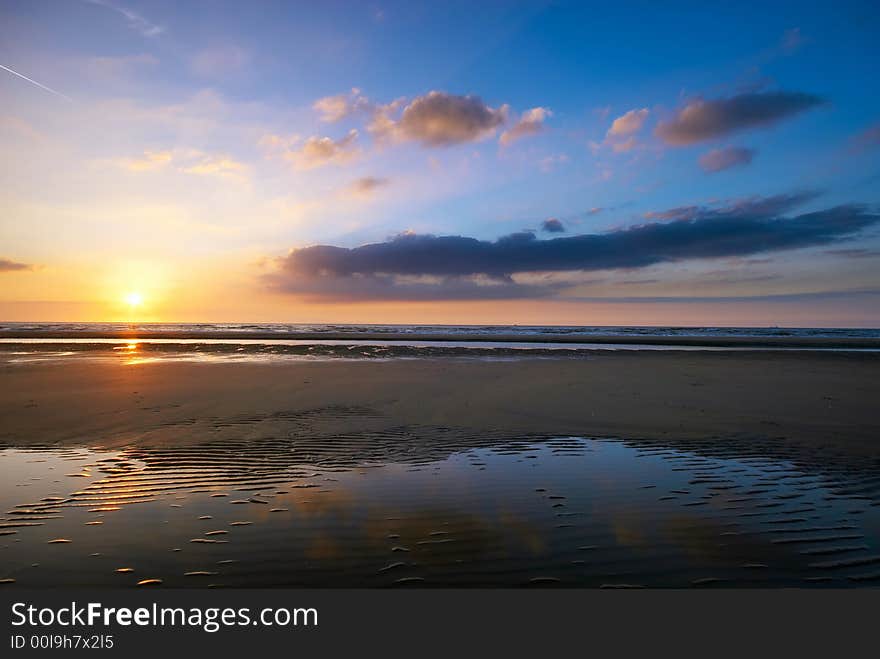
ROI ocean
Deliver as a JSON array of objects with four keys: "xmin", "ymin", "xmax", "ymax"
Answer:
[
  {"xmin": 1, "ymin": 323, "xmax": 878, "ymax": 363},
  {"xmin": 2, "ymin": 322, "xmax": 879, "ymax": 338}
]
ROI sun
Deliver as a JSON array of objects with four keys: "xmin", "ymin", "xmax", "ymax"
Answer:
[{"xmin": 124, "ymin": 292, "xmax": 144, "ymax": 307}]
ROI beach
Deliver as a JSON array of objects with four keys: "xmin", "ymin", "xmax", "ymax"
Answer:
[
  {"xmin": 1, "ymin": 349, "xmax": 878, "ymax": 449},
  {"xmin": 2, "ymin": 343, "xmax": 880, "ymax": 588}
]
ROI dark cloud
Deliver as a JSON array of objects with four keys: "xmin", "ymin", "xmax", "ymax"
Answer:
[
  {"xmin": 0, "ymin": 258, "xmax": 32, "ymax": 272},
  {"xmin": 268, "ymin": 195, "xmax": 879, "ymax": 300},
  {"xmin": 541, "ymin": 218, "xmax": 565, "ymax": 233},
  {"xmin": 643, "ymin": 191, "xmax": 817, "ymax": 221},
  {"xmin": 265, "ymin": 273, "xmax": 559, "ymax": 302},
  {"xmin": 699, "ymin": 146, "xmax": 755, "ymax": 173},
  {"xmin": 701, "ymin": 273, "xmax": 781, "ymax": 285},
  {"xmin": 824, "ymin": 248, "xmax": 880, "ymax": 259},
  {"xmin": 656, "ymin": 91, "xmax": 825, "ymax": 145}
]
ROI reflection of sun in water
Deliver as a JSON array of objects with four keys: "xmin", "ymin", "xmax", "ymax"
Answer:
[
  {"xmin": 124, "ymin": 292, "xmax": 144, "ymax": 307},
  {"xmin": 113, "ymin": 340, "xmax": 139, "ymax": 352}
]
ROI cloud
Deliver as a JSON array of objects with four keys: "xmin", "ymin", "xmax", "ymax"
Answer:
[
  {"xmin": 604, "ymin": 108, "xmax": 649, "ymax": 152},
  {"xmin": 263, "ymin": 130, "xmax": 360, "ymax": 169},
  {"xmin": 181, "ymin": 155, "xmax": 247, "ymax": 180},
  {"xmin": 0, "ymin": 116, "xmax": 45, "ymax": 142},
  {"xmin": 655, "ymin": 91, "xmax": 825, "ymax": 145},
  {"xmin": 0, "ymin": 258, "xmax": 32, "ymax": 273},
  {"xmin": 266, "ymin": 271, "xmax": 553, "ymax": 302},
  {"xmin": 500, "ymin": 107, "xmax": 551, "ymax": 146},
  {"xmin": 541, "ymin": 218, "xmax": 565, "ymax": 233},
  {"xmin": 643, "ymin": 191, "xmax": 817, "ymax": 221},
  {"xmin": 190, "ymin": 46, "xmax": 249, "ymax": 78},
  {"xmin": 347, "ymin": 176, "xmax": 390, "ymax": 197},
  {"xmin": 610, "ymin": 137, "xmax": 638, "ymax": 153},
  {"xmin": 563, "ymin": 288, "xmax": 880, "ymax": 305},
  {"xmin": 87, "ymin": 0, "xmax": 164, "ymax": 38},
  {"xmin": 538, "ymin": 153, "xmax": 569, "ymax": 172},
  {"xmin": 699, "ymin": 146, "xmax": 756, "ymax": 173},
  {"xmin": 311, "ymin": 88, "xmax": 546, "ymax": 148},
  {"xmin": 607, "ymin": 108, "xmax": 649, "ymax": 138},
  {"xmin": 824, "ymin": 248, "xmax": 880, "ymax": 259},
  {"xmin": 114, "ymin": 149, "xmax": 247, "ymax": 180},
  {"xmin": 295, "ymin": 130, "xmax": 359, "ymax": 168},
  {"xmin": 311, "ymin": 90, "xmax": 406, "ymax": 138},
  {"xmin": 371, "ymin": 91, "xmax": 508, "ymax": 146},
  {"xmin": 313, "ymin": 88, "xmax": 371, "ymax": 123},
  {"xmin": 119, "ymin": 149, "xmax": 173, "ymax": 171},
  {"xmin": 618, "ymin": 278, "xmax": 660, "ymax": 286},
  {"xmin": 267, "ymin": 195, "xmax": 879, "ymax": 300}
]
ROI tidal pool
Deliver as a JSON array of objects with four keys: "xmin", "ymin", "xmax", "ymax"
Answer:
[{"xmin": 2, "ymin": 420, "xmax": 880, "ymax": 587}]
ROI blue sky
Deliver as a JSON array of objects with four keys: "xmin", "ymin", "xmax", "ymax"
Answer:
[{"xmin": 0, "ymin": 1, "xmax": 878, "ymax": 324}]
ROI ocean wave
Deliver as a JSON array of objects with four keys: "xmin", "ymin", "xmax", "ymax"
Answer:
[{"xmin": 1, "ymin": 322, "xmax": 878, "ymax": 339}]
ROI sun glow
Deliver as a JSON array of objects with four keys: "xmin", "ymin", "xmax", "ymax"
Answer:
[{"xmin": 124, "ymin": 292, "xmax": 144, "ymax": 307}]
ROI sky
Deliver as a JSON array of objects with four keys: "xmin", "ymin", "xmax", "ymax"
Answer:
[{"xmin": 1, "ymin": 0, "xmax": 879, "ymax": 326}]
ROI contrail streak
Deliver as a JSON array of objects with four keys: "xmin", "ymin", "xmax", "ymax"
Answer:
[{"xmin": 0, "ymin": 63, "xmax": 72, "ymax": 102}]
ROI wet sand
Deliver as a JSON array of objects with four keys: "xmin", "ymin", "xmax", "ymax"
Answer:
[
  {"xmin": 2, "ymin": 328, "xmax": 879, "ymax": 349},
  {"xmin": 1, "ymin": 351, "xmax": 879, "ymax": 587},
  {"xmin": 0, "ymin": 351, "xmax": 877, "ymax": 450}
]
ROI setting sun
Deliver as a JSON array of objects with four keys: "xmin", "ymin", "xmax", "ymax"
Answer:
[{"xmin": 124, "ymin": 292, "xmax": 144, "ymax": 307}]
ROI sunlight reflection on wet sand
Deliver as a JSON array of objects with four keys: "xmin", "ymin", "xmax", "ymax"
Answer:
[{"xmin": 2, "ymin": 412, "xmax": 880, "ymax": 588}]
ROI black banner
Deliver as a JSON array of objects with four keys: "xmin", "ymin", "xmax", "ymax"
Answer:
[{"xmin": 2, "ymin": 589, "xmax": 877, "ymax": 655}]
